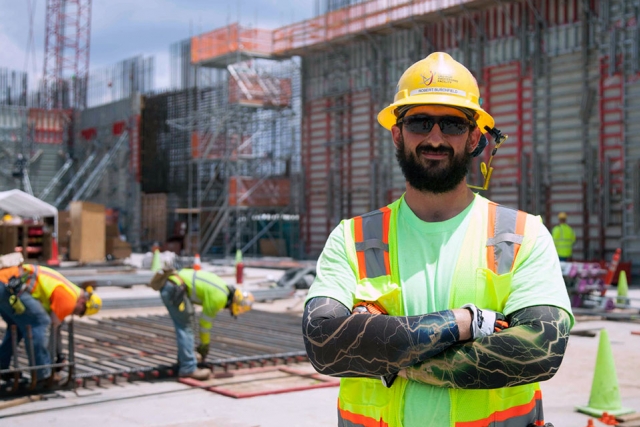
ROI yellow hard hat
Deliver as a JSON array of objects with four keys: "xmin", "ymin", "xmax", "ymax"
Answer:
[
  {"xmin": 377, "ymin": 52, "xmax": 495, "ymax": 132},
  {"xmin": 84, "ymin": 288, "xmax": 102, "ymax": 316},
  {"xmin": 230, "ymin": 288, "xmax": 254, "ymax": 317},
  {"xmin": 558, "ymin": 212, "xmax": 567, "ymax": 220}
]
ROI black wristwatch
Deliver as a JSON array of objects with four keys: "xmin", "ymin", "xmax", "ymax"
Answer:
[{"xmin": 381, "ymin": 372, "xmax": 398, "ymax": 388}]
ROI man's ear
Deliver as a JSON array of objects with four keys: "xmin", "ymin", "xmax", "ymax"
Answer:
[
  {"xmin": 391, "ymin": 125, "xmax": 402, "ymax": 149},
  {"xmin": 468, "ymin": 127, "xmax": 482, "ymax": 154}
]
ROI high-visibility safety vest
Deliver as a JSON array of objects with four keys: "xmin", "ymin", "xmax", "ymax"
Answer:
[
  {"xmin": 338, "ymin": 195, "xmax": 544, "ymax": 427},
  {"xmin": 21, "ymin": 264, "xmax": 82, "ymax": 313},
  {"xmin": 551, "ymin": 223, "xmax": 575, "ymax": 258},
  {"xmin": 167, "ymin": 269, "xmax": 230, "ymax": 345}
]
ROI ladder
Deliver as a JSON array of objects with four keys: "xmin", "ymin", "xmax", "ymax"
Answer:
[
  {"xmin": 69, "ymin": 131, "xmax": 128, "ymax": 206},
  {"xmin": 54, "ymin": 152, "xmax": 97, "ymax": 208},
  {"xmin": 38, "ymin": 156, "xmax": 74, "ymax": 201}
]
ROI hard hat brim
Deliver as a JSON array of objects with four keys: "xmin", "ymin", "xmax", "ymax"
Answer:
[{"xmin": 377, "ymin": 94, "xmax": 495, "ymax": 133}]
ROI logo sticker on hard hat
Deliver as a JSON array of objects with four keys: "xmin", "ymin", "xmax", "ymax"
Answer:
[
  {"xmin": 421, "ymin": 71, "xmax": 434, "ymax": 86},
  {"xmin": 437, "ymin": 74, "xmax": 458, "ymax": 84}
]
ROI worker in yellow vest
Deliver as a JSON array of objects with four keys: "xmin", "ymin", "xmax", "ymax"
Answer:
[
  {"xmin": 149, "ymin": 268, "xmax": 254, "ymax": 380},
  {"xmin": 302, "ymin": 52, "xmax": 574, "ymax": 427},
  {"xmin": 0, "ymin": 253, "xmax": 102, "ymax": 383},
  {"xmin": 551, "ymin": 212, "xmax": 576, "ymax": 261}
]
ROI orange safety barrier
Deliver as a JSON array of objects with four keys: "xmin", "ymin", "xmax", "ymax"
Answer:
[
  {"xmin": 191, "ymin": 23, "xmax": 274, "ymax": 64},
  {"xmin": 273, "ymin": 0, "xmax": 476, "ymax": 54}
]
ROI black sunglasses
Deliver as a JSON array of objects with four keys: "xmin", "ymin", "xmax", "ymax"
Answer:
[{"xmin": 398, "ymin": 114, "xmax": 473, "ymax": 136}]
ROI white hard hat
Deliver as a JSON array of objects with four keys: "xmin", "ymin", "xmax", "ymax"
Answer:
[{"xmin": 0, "ymin": 253, "xmax": 24, "ymax": 269}]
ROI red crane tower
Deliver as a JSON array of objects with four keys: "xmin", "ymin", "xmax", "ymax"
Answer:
[{"xmin": 43, "ymin": 0, "xmax": 92, "ymax": 109}]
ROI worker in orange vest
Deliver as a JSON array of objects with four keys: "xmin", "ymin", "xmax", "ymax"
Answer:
[{"xmin": 0, "ymin": 253, "xmax": 102, "ymax": 383}]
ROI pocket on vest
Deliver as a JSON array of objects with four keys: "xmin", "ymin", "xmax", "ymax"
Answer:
[
  {"xmin": 354, "ymin": 279, "xmax": 402, "ymax": 315},
  {"xmin": 474, "ymin": 269, "xmax": 512, "ymax": 312}
]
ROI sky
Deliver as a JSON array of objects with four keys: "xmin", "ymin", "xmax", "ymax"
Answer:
[{"xmin": 0, "ymin": 0, "xmax": 315, "ymax": 89}]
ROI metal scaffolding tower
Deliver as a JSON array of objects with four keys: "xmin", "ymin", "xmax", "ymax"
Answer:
[{"xmin": 167, "ymin": 25, "xmax": 302, "ymax": 258}]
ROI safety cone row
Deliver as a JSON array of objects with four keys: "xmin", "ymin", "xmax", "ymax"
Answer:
[
  {"xmin": 193, "ymin": 254, "xmax": 201, "ymax": 271},
  {"xmin": 575, "ymin": 329, "xmax": 634, "ymax": 417},
  {"xmin": 150, "ymin": 249, "xmax": 162, "ymax": 272}
]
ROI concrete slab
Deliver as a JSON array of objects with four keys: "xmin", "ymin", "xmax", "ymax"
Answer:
[{"xmin": 1, "ymin": 275, "xmax": 639, "ymax": 426}]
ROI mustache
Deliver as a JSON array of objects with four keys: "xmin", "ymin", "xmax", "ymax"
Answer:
[{"xmin": 416, "ymin": 145, "xmax": 453, "ymax": 155}]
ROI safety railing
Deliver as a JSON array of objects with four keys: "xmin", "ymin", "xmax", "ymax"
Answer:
[
  {"xmin": 191, "ymin": 23, "xmax": 274, "ymax": 65},
  {"xmin": 273, "ymin": 0, "xmax": 475, "ymax": 54}
]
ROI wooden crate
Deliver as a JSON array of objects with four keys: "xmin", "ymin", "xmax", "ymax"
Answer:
[{"xmin": 69, "ymin": 201, "xmax": 105, "ymax": 263}]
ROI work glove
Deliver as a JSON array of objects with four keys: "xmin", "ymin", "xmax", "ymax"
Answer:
[
  {"xmin": 196, "ymin": 343, "xmax": 209, "ymax": 361},
  {"xmin": 54, "ymin": 353, "xmax": 66, "ymax": 372},
  {"xmin": 462, "ymin": 303, "xmax": 509, "ymax": 340},
  {"xmin": 351, "ymin": 301, "xmax": 388, "ymax": 315}
]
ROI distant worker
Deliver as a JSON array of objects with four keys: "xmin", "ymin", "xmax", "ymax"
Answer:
[
  {"xmin": 0, "ymin": 253, "xmax": 102, "ymax": 383},
  {"xmin": 552, "ymin": 212, "xmax": 576, "ymax": 261},
  {"xmin": 302, "ymin": 52, "xmax": 574, "ymax": 427},
  {"xmin": 149, "ymin": 268, "xmax": 255, "ymax": 380}
]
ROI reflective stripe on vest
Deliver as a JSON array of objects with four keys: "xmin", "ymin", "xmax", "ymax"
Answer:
[
  {"xmin": 24, "ymin": 265, "xmax": 39, "ymax": 293},
  {"xmin": 456, "ymin": 390, "xmax": 543, "ymax": 427},
  {"xmin": 354, "ymin": 203, "xmax": 527, "ymax": 279},
  {"xmin": 338, "ymin": 406, "xmax": 389, "ymax": 427},
  {"xmin": 24, "ymin": 264, "xmax": 81, "ymax": 298},
  {"xmin": 344, "ymin": 198, "xmax": 540, "ymax": 427},
  {"xmin": 175, "ymin": 270, "xmax": 229, "ymax": 305},
  {"xmin": 354, "ymin": 207, "xmax": 391, "ymax": 280},
  {"xmin": 486, "ymin": 202, "xmax": 527, "ymax": 275}
]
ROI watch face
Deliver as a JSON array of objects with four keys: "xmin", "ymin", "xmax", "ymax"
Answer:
[{"xmin": 381, "ymin": 373, "xmax": 397, "ymax": 388}]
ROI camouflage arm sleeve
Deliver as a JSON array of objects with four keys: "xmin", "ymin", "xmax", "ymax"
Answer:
[
  {"xmin": 405, "ymin": 305, "xmax": 572, "ymax": 389},
  {"xmin": 303, "ymin": 297, "xmax": 462, "ymax": 378}
]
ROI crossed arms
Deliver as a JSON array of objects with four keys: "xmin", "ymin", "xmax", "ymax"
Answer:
[{"xmin": 302, "ymin": 297, "xmax": 571, "ymax": 389}]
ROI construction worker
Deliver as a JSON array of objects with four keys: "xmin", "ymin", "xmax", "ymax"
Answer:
[
  {"xmin": 0, "ymin": 252, "xmax": 102, "ymax": 383},
  {"xmin": 302, "ymin": 52, "xmax": 574, "ymax": 427},
  {"xmin": 149, "ymin": 268, "xmax": 255, "ymax": 380},
  {"xmin": 552, "ymin": 212, "xmax": 576, "ymax": 261}
]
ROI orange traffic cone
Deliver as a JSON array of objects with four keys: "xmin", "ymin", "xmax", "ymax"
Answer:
[
  {"xmin": 47, "ymin": 237, "xmax": 60, "ymax": 266},
  {"xmin": 193, "ymin": 254, "xmax": 201, "ymax": 271}
]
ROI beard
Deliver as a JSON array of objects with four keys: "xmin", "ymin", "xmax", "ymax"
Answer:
[{"xmin": 395, "ymin": 134, "xmax": 473, "ymax": 194}]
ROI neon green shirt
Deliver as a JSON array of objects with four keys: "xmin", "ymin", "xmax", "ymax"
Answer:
[{"xmin": 307, "ymin": 195, "xmax": 574, "ymax": 425}]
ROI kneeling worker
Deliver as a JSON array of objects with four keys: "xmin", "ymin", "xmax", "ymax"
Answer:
[
  {"xmin": 0, "ymin": 252, "xmax": 102, "ymax": 382},
  {"xmin": 149, "ymin": 268, "xmax": 255, "ymax": 380}
]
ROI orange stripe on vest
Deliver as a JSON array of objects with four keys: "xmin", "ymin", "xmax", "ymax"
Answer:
[
  {"xmin": 455, "ymin": 390, "xmax": 543, "ymax": 427},
  {"xmin": 339, "ymin": 406, "xmax": 390, "ymax": 427}
]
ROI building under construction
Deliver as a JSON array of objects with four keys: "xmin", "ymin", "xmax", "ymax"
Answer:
[
  {"xmin": 262, "ymin": 0, "xmax": 638, "ymax": 269},
  {"xmin": 0, "ymin": 0, "xmax": 639, "ymax": 275}
]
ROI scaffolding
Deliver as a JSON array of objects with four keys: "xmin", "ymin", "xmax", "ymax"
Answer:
[
  {"xmin": 259, "ymin": 0, "xmax": 640, "ymax": 271},
  {"xmin": 154, "ymin": 25, "xmax": 302, "ymax": 258}
]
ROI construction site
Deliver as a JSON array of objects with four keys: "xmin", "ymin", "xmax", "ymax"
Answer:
[{"xmin": 0, "ymin": 0, "xmax": 640, "ymax": 426}]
